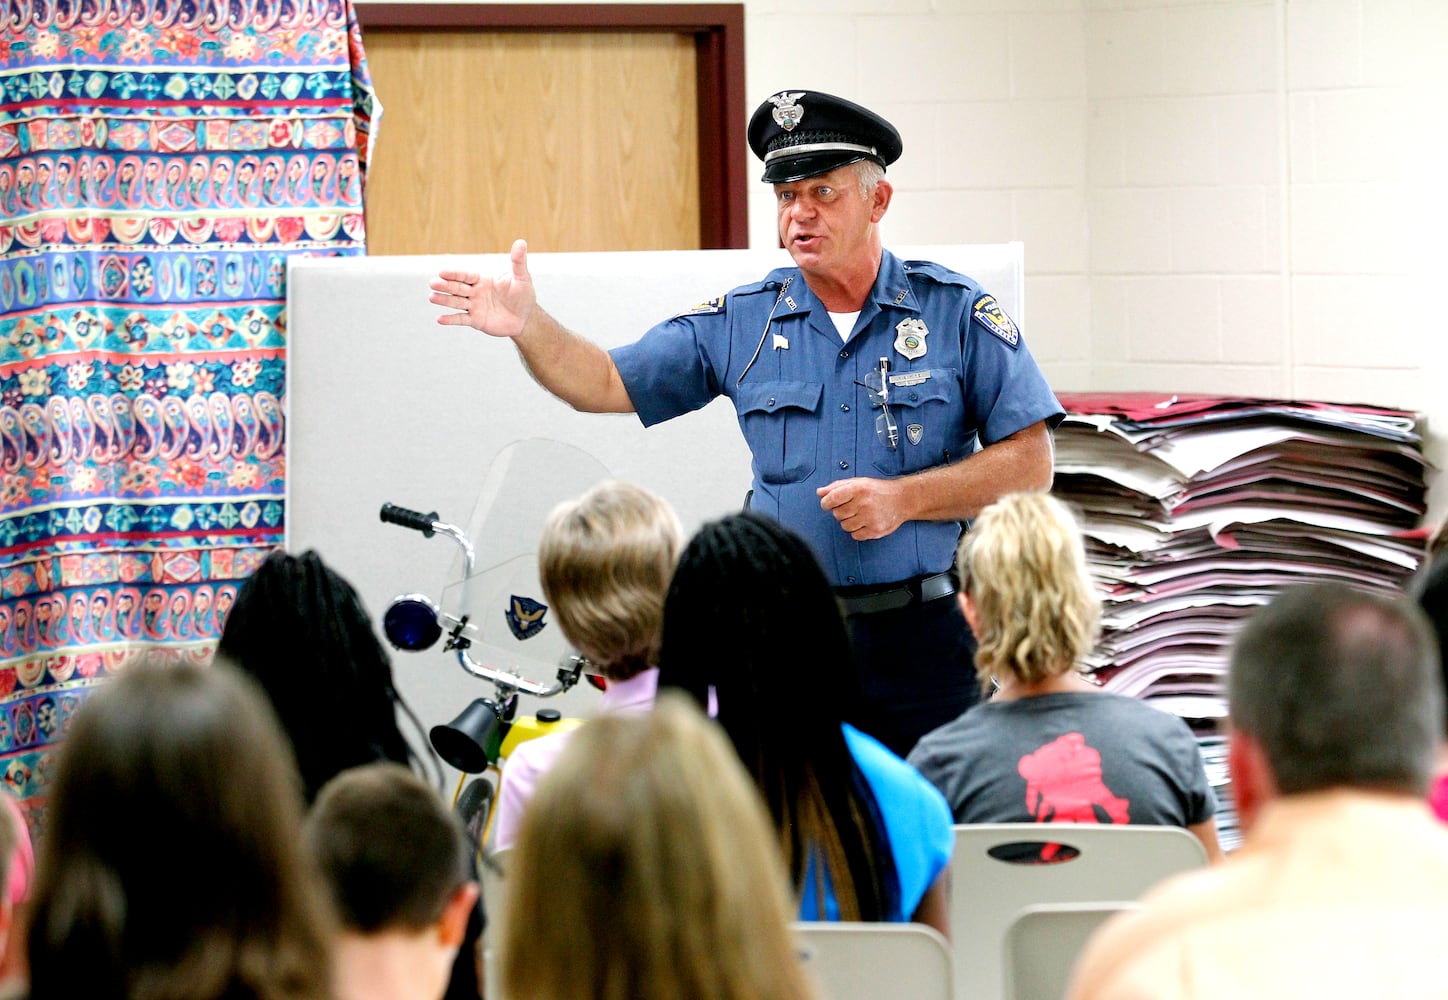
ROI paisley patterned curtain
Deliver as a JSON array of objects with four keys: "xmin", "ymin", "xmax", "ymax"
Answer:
[{"xmin": 0, "ymin": 0, "xmax": 373, "ymax": 837}]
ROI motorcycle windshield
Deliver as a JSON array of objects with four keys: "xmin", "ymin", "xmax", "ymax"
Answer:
[{"xmin": 439, "ymin": 438, "xmax": 612, "ymax": 686}]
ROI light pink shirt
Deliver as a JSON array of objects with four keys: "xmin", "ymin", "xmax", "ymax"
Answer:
[
  {"xmin": 2, "ymin": 793, "xmax": 31, "ymax": 903},
  {"xmin": 492, "ymin": 668, "xmax": 659, "ymax": 850}
]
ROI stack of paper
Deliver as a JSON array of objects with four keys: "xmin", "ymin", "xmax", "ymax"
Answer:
[{"xmin": 1053, "ymin": 393, "xmax": 1431, "ymax": 847}]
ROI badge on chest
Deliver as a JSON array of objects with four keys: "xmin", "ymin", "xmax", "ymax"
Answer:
[{"xmin": 895, "ymin": 317, "xmax": 928, "ymax": 361}]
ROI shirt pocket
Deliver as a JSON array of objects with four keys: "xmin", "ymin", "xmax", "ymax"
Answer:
[
  {"xmin": 737, "ymin": 381, "xmax": 823, "ymax": 485},
  {"xmin": 870, "ymin": 369, "xmax": 959, "ymax": 477}
]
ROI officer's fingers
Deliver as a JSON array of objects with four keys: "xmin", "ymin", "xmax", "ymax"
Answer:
[
  {"xmin": 817, "ymin": 480, "xmax": 854, "ymax": 510},
  {"xmin": 433, "ymin": 270, "xmax": 480, "ymax": 290},
  {"xmin": 509, "ymin": 239, "xmax": 530, "ymax": 278},
  {"xmin": 851, "ymin": 519, "xmax": 889, "ymax": 541}
]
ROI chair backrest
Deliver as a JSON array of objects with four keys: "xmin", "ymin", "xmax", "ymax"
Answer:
[
  {"xmin": 1003, "ymin": 901, "xmax": 1140, "ymax": 1000},
  {"xmin": 950, "ymin": 823, "xmax": 1206, "ymax": 1000},
  {"xmin": 794, "ymin": 921, "xmax": 953, "ymax": 1000},
  {"xmin": 479, "ymin": 847, "xmax": 508, "ymax": 1000}
]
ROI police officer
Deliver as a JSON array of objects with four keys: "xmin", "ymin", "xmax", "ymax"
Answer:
[{"xmin": 429, "ymin": 90, "xmax": 1063, "ymax": 757}]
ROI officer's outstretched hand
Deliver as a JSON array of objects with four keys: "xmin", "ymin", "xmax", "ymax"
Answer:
[
  {"xmin": 429, "ymin": 238, "xmax": 536, "ymax": 338},
  {"xmin": 818, "ymin": 478, "xmax": 906, "ymax": 541}
]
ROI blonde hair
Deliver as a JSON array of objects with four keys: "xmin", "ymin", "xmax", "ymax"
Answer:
[
  {"xmin": 537, "ymin": 480, "xmax": 683, "ymax": 680},
  {"xmin": 502, "ymin": 695, "xmax": 815, "ymax": 1000},
  {"xmin": 958, "ymin": 492, "xmax": 1100, "ymax": 691}
]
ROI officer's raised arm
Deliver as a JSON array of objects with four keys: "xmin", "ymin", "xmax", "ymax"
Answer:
[{"xmin": 428, "ymin": 238, "xmax": 635, "ymax": 414}]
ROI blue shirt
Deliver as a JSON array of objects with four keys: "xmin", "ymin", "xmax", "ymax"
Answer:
[
  {"xmin": 610, "ymin": 250, "xmax": 1063, "ymax": 585},
  {"xmin": 797, "ymin": 724, "xmax": 954, "ymax": 923}
]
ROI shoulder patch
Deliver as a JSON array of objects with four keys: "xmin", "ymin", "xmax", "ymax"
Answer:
[
  {"xmin": 678, "ymin": 295, "xmax": 726, "ymax": 317},
  {"xmin": 972, "ymin": 294, "xmax": 1020, "ymax": 349}
]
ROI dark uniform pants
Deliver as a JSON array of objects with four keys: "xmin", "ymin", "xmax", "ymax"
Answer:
[{"xmin": 843, "ymin": 594, "xmax": 978, "ymax": 758}]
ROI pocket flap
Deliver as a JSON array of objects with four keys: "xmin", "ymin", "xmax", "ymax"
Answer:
[
  {"xmin": 889, "ymin": 369, "xmax": 954, "ymax": 409},
  {"xmin": 737, "ymin": 381, "xmax": 824, "ymax": 416}
]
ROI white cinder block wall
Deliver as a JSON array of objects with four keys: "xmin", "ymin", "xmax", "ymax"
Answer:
[{"xmin": 364, "ymin": 0, "xmax": 1448, "ymax": 518}]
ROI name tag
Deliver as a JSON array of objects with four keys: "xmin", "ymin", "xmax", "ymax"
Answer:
[{"xmin": 889, "ymin": 371, "xmax": 931, "ymax": 388}]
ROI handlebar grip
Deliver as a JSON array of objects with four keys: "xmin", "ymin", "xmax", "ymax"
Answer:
[{"xmin": 379, "ymin": 502, "xmax": 439, "ymax": 538}]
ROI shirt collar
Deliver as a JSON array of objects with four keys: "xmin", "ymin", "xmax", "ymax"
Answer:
[
  {"xmin": 767, "ymin": 250, "xmax": 918, "ymax": 320},
  {"xmin": 600, "ymin": 666, "xmax": 659, "ymax": 713},
  {"xmin": 870, "ymin": 249, "xmax": 922, "ymax": 315}
]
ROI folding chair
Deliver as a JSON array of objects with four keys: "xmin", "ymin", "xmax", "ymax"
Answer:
[
  {"xmin": 949, "ymin": 823, "xmax": 1206, "ymax": 1000},
  {"xmin": 478, "ymin": 848, "xmax": 508, "ymax": 1000},
  {"xmin": 1003, "ymin": 901, "xmax": 1140, "ymax": 1000},
  {"xmin": 794, "ymin": 921, "xmax": 953, "ymax": 1000}
]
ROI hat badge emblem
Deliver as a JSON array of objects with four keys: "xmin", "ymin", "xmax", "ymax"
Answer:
[{"xmin": 769, "ymin": 91, "xmax": 806, "ymax": 131}]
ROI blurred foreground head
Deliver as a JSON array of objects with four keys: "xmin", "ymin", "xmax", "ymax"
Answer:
[
  {"xmin": 503, "ymin": 695, "xmax": 815, "ymax": 1000},
  {"xmin": 27, "ymin": 656, "xmax": 333, "ymax": 1000}
]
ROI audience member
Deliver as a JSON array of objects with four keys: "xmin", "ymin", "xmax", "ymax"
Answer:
[
  {"xmin": 25, "ymin": 657, "xmax": 334, "ymax": 1000},
  {"xmin": 0, "ymin": 791, "xmax": 19, "ymax": 992},
  {"xmin": 1067, "ymin": 583, "xmax": 1448, "ymax": 999},
  {"xmin": 0, "ymin": 795, "xmax": 29, "ymax": 910},
  {"xmin": 492, "ymin": 479, "xmax": 682, "ymax": 850},
  {"xmin": 908, "ymin": 492, "xmax": 1221, "ymax": 859},
  {"xmin": 658, "ymin": 512, "xmax": 951, "ymax": 934},
  {"xmin": 216, "ymin": 549, "xmax": 481, "ymax": 1000},
  {"xmin": 1411, "ymin": 555, "xmax": 1448, "ymax": 820},
  {"xmin": 0, "ymin": 791, "xmax": 31, "ymax": 997},
  {"xmin": 305, "ymin": 763, "xmax": 480, "ymax": 1000},
  {"xmin": 1427, "ymin": 516, "xmax": 1448, "ymax": 565},
  {"xmin": 501, "ymin": 695, "xmax": 816, "ymax": 1000},
  {"xmin": 215, "ymin": 548, "xmax": 430, "ymax": 801}
]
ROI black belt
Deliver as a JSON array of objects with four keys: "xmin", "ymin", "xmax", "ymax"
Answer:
[{"xmin": 834, "ymin": 572, "xmax": 956, "ymax": 616}]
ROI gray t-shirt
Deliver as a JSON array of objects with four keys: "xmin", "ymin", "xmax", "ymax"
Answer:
[{"xmin": 907, "ymin": 691, "xmax": 1215, "ymax": 828}]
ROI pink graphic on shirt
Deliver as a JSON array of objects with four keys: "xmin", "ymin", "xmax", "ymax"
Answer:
[{"xmin": 1018, "ymin": 732, "xmax": 1130, "ymax": 825}]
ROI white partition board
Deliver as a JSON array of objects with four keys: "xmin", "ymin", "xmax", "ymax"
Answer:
[{"xmin": 286, "ymin": 244, "xmax": 1023, "ymax": 752}]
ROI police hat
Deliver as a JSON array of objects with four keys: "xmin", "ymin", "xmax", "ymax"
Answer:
[{"xmin": 748, "ymin": 90, "xmax": 903, "ymax": 184}]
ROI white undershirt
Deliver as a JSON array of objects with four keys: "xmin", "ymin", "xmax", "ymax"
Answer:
[{"xmin": 829, "ymin": 310, "xmax": 860, "ymax": 341}]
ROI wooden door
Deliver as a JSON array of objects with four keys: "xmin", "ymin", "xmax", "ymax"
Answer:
[{"xmin": 362, "ymin": 29, "xmax": 700, "ymax": 255}]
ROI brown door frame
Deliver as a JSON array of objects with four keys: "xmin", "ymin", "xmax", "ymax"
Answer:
[{"xmin": 355, "ymin": 3, "xmax": 748, "ymax": 249}]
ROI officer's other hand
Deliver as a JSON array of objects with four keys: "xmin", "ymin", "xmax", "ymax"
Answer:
[
  {"xmin": 428, "ymin": 238, "xmax": 536, "ymax": 338},
  {"xmin": 817, "ymin": 478, "xmax": 905, "ymax": 541}
]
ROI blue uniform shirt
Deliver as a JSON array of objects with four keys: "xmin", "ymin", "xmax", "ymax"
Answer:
[{"xmin": 610, "ymin": 250, "xmax": 1063, "ymax": 586}]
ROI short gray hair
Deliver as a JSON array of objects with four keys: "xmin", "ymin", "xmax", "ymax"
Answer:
[
  {"xmin": 851, "ymin": 159, "xmax": 884, "ymax": 198},
  {"xmin": 1229, "ymin": 583, "xmax": 1442, "ymax": 796}
]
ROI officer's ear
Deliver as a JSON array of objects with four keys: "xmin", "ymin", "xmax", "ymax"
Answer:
[{"xmin": 869, "ymin": 178, "xmax": 893, "ymax": 223}]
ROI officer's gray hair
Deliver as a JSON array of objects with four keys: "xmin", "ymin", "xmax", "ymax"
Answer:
[{"xmin": 851, "ymin": 160, "xmax": 884, "ymax": 199}]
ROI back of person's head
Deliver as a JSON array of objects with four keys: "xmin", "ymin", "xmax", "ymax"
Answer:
[
  {"xmin": 1229, "ymin": 582, "xmax": 1443, "ymax": 796},
  {"xmin": 27, "ymin": 656, "xmax": 333, "ymax": 1000},
  {"xmin": 658, "ymin": 512, "xmax": 894, "ymax": 921},
  {"xmin": 1412, "ymin": 555, "xmax": 1448, "ymax": 739},
  {"xmin": 958, "ymin": 491, "xmax": 1099, "ymax": 690},
  {"xmin": 659, "ymin": 511, "xmax": 858, "ymax": 728},
  {"xmin": 305, "ymin": 762, "xmax": 474, "ymax": 934},
  {"xmin": 537, "ymin": 480, "xmax": 682, "ymax": 681},
  {"xmin": 502, "ymin": 695, "xmax": 814, "ymax": 1000},
  {"xmin": 216, "ymin": 547, "xmax": 421, "ymax": 801}
]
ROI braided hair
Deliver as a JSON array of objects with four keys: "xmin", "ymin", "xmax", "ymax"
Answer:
[
  {"xmin": 216, "ymin": 549, "xmax": 432, "ymax": 802},
  {"xmin": 658, "ymin": 512, "xmax": 899, "ymax": 921}
]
